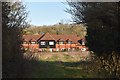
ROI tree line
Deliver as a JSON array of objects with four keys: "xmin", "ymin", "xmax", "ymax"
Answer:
[{"xmin": 23, "ymin": 23, "xmax": 87, "ymax": 37}]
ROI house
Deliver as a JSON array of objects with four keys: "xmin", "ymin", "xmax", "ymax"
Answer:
[{"xmin": 22, "ymin": 33, "xmax": 88, "ymax": 52}]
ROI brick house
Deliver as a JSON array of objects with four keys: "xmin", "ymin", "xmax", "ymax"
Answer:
[{"xmin": 22, "ymin": 33, "xmax": 88, "ymax": 52}]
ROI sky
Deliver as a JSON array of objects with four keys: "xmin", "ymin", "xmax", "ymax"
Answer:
[{"xmin": 25, "ymin": 2, "xmax": 72, "ymax": 26}]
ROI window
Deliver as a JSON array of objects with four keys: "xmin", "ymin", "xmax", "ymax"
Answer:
[
  {"xmin": 41, "ymin": 41, "xmax": 45, "ymax": 45},
  {"xmin": 31, "ymin": 41, "xmax": 36, "ymax": 44},
  {"xmin": 68, "ymin": 41, "xmax": 72, "ymax": 44},
  {"xmin": 23, "ymin": 41, "xmax": 27, "ymax": 44},
  {"xmin": 82, "ymin": 42, "xmax": 85, "ymax": 45},
  {"xmin": 81, "ymin": 48, "xmax": 86, "ymax": 51},
  {"xmin": 49, "ymin": 41, "xmax": 54, "ymax": 45},
  {"xmin": 62, "ymin": 48, "xmax": 65, "ymax": 50},
  {"xmin": 59, "ymin": 41, "xmax": 64, "ymax": 44}
]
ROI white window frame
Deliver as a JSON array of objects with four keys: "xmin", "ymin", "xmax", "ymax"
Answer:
[
  {"xmin": 59, "ymin": 41, "xmax": 64, "ymax": 44},
  {"xmin": 23, "ymin": 41, "xmax": 27, "ymax": 44},
  {"xmin": 82, "ymin": 42, "xmax": 85, "ymax": 45},
  {"xmin": 41, "ymin": 41, "xmax": 45, "ymax": 45},
  {"xmin": 31, "ymin": 41, "xmax": 36, "ymax": 44},
  {"xmin": 49, "ymin": 41, "xmax": 54, "ymax": 45},
  {"xmin": 68, "ymin": 41, "xmax": 72, "ymax": 44}
]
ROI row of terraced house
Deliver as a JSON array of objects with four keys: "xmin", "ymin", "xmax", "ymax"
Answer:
[{"xmin": 22, "ymin": 32, "xmax": 88, "ymax": 52}]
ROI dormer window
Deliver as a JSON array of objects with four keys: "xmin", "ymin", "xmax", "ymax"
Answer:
[
  {"xmin": 31, "ymin": 41, "xmax": 36, "ymax": 44},
  {"xmin": 59, "ymin": 41, "xmax": 64, "ymax": 44},
  {"xmin": 58, "ymin": 38, "xmax": 64, "ymax": 44},
  {"xmin": 66, "ymin": 39, "xmax": 72, "ymax": 44},
  {"xmin": 68, "ymin": 41, "xmax": 72, "ymax": 44},
  {"xmin": 23, "ymin": 41, "xmax": 27, "ymax": 44},
  {"xmin": 82, "ymin": 42, "xmax": 85, "ymax": 45}
]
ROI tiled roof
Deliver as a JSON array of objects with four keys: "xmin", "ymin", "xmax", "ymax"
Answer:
[
  {"xmin": 22, "ymin": 33, "xmax": 84, "ymax": 44},
  {"xmin": 51, "ymin": 34, "xmax": 81, "ymax": 43},
  {"xmin": 40, "ymin": 32, "xmax": 55, "ymax": 40},
  {"xmin": 22, "ymin": 34, "xmax": 43, "ymax": 41},
  {"xmin": 81, "ymin": 37, "xmax": 86, "ymax": 42}
]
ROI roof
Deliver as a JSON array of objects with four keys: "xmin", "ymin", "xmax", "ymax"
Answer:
[
  {"xmin": 80, "ymin": 37, "xmax": 86, "ymax": 42},
  {"xmin": 50, "ymin": 34, "xmax": 81, "ymax": 43},
  {"xmin": 22, "ymin": 34, "xmax": 43, "ymax": 42},
  {"xmin": 40, "ymin": 32, "xmax": 55, "ymax": 40},
  {"xmin": 22, "ymin": 33, "xmax": 84, "ymax": 44}
]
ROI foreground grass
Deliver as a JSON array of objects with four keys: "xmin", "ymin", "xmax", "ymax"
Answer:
[
  {"xmin": 22, "ymin": 52, "xmax": 106, "ymax": 78},
  {"xmin": 24, "ymin": 61, "xmax": 97, "ymax": 78}
]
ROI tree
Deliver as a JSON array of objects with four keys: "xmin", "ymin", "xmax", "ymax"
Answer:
[
  {"xmin": 2, "ymin": 2, "xmax": 28, "ymax": 78},
  {"xmin": 67, "ymin": 2, "xmax": 120, "ymax": 77}
]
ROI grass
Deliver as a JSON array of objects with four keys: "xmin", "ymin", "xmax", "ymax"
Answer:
[
  {"xmin": 37, "ymin": 52, "xmax": 91, "ymax": 62},
  {"xmin": 27, "ymin": 61, "xmax": 96, "ymax": 78},
  {"xmin": 22, "ymin": 52, "xmax": 106, "ymax": 78}
]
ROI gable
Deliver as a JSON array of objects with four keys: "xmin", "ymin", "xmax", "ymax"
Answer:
[{"xmin": 40, "ymin": 33, "xmax": 55, "ymax": 40}]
